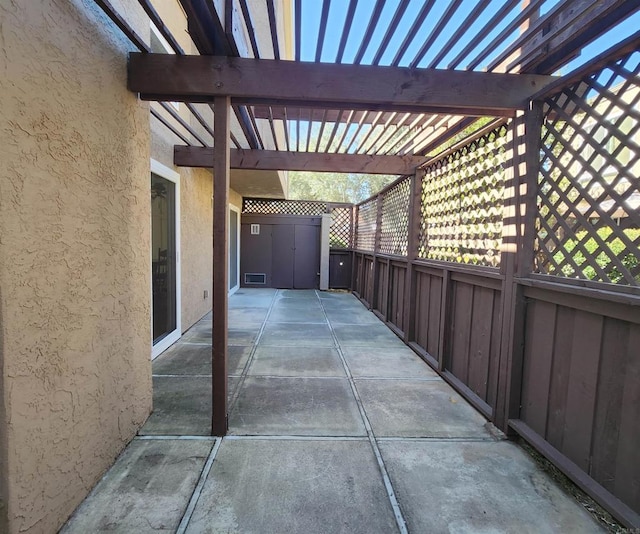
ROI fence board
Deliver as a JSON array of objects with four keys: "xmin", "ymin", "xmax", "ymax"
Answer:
[
  {"xmin": 614, "ymin": 324, "xmax": 640, "ymax": 512},
  {"xmin": 448, "ymin": 282, "xmax": 474, "ymax": 385},
  {"xmin": 521, "ymin": 299, "xmax": 556, "ymax": 436},
  {"xmin": 487, "ymin": 289, "xmax": 502, "ymax": 410},
  {"xmin": 389, "ymin": 263, "xmax": 407, "ymax": 331},
  {"xmin": 546, "ymin": 306, "xmax": 575, "ymax": 451},
  {"xmin": 467, "ymin": 286, "xmax": 495, "ymax": 401},
  {"xmin": 562, "ymin": 310, "xmax": 603, "ymax": 471},
  {"xmin": 590, "ymin": 318, "xmax": 630, "ymax": 495}
]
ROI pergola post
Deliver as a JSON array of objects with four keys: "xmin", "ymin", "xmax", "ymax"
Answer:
[
  {"xmin": 495, "ymin": 101, "xmax": 544, "ymax": 432},
  {"xmin": 212, "ymin": 95, "xmax": 231, "ymax": 436},
  {"xmin": 403, "ymin": 169, "xmax": 423, "ymax": 343}
]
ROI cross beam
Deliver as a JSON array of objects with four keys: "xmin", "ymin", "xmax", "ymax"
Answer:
[
  {"xmin": 174, "ymin": 146, "xmax": 426, "ymax": 175},
  {"xmin": 128, "ymin": 54, "xmax": 555, "ymax": 116}
]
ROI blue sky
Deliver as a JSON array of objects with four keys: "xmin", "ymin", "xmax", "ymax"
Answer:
[
  {"xmin": 287, "ymin": 1, "xmax": 639, "ymax": 153},
  {"xmin": 295, "ymin": 0, "xmax": 640, "ymax": 75}
]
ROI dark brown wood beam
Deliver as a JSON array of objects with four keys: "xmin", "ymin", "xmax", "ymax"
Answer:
[
  {"xmin": 174, "ymin": 146, "xmax": 426, "ymax": 175},
  {"xmin": 211, "ymin": 95, "xmax": 230, "ymax": 437},
  {"xmin": 128, "ymin": 53, "xmax": 555, "ymax": 114}
]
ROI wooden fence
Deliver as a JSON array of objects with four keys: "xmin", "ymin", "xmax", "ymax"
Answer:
[{"xmin": 351, "ymin": 45, "xmax": 640, "ymax": 527}]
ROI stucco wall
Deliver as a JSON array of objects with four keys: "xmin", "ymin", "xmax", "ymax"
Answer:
[{"xmin": 0, "ymin": 0, "xmax": 152, "ymax": 532}]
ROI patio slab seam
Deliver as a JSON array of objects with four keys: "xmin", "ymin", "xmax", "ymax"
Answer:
[
  {"xmin": 227, "ymin": 289, "xmax": 279, "ymax": 413},
  {"xmin": 316, "ymin": 290, "xmax": 409, "ymax": 534}
]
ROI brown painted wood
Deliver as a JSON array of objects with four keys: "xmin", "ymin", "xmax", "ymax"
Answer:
[
  {"xmin": 486, "ymin": 287, "xmax": 502, "ymax": 411},
  {"xmin": 128, "ymin": 53, "xmax": 554, "ymax": 114},
  {"xmin": 520, "ymin": 299, "xmax": 556, "ymax": 437},
  {"xmin": 613, "ymin": 323, "xmax": 640, "ymax": 514},
  {"xmin": 174, "ymin": 146, "xmax": 425, "ymax": 175},
  {"xmin": 562, "ymin": 310, "xmax": 603, "ymax": 471},
  {"xmin": 467, "ymin": 286, "xmax": 496, "ymax": 402},
  {"xmin": 590, "ymin": 318, "xmax": 630, "ymax": 496},
  {"xmin": 448, "ymin": 282, "xmax": 474, "ymax": 384},
  {"xmin": 495, "ymin": 108, "xmax": 541, "ymax": 431},
  {"xmin": 404, "ymin": 171, "xmax": 422, "ymax": 343},
  {"xmin": 522, "ymin": 285, "xmax": 640, "ymax": 325},
  {"xmin": 545, "ymin": 306, "xmax": 575, "ymax": 451},
  {"xmin": 436, "ymin": 269, "xmax": 449, "ymax": 371},
  {"xmin": 212, "ymin": 95, "xmax": 230, "ymax": 437},
  {"xmin": 413, "ymin": 271, "xmax": 428, "ymax": 350}
]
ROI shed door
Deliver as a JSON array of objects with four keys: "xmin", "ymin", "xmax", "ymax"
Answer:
[
  {"xmin": 293, "ymin": 224, "xmax": 320, "ymax": 289},
  {"xmin": 271, "ymin": 224, "xmax": 295, "ymax": 288}
]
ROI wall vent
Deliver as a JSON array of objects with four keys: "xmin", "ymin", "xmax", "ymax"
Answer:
[{"xmin": 244, "ymin": 273, "xmax": 266, "ymax": 285}]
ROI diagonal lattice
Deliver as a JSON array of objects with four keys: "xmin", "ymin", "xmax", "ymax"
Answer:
[
  {"xmin": 379, "ymin": 177, "xmax": 411, "ymax": 256},
  {"xmin": 242, "ymin": 198, "xmax": 328, "ymax": 215},
  {"xmin": 356, "ymin": 197, "xmax": 378, "ymax": 252},
  {"xmin": 418, "ymin": 125, "xmax": 508, "ymax": 267},
  {"xmin": 535, "ymin": 49, "xmax": 640, "ymax": 286},
  {"xmin": 330, "ymin": 206, "xmax": 352, "ymax": 248}
]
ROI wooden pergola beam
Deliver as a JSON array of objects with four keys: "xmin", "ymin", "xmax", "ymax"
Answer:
[
  {"xmin": 174, "ymin": 146, "xmax": 426, "ymax": 175},
  {"xmin": 128, "ymin": 53, "xmax": 555, "ymax": 115}
]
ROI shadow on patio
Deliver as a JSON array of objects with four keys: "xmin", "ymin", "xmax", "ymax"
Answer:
[{"xmin": 61, "ymin": 289, "xmax": 603, "ymax": 533}]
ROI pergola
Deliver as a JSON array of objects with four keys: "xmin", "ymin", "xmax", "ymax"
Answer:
[{"xmin": 100, "ymin": 0, "xmax": 639, "ymax": 526}]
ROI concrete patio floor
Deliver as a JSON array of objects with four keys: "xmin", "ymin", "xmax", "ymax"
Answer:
[{"xmin": 62, "ymin": 289, "xmax": 604, "ymax": 533}]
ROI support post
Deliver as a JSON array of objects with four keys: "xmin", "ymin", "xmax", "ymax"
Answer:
[
  {"xmin": 495, "ymin": 101, "xmax": 544, "ymax": 432},
  {"xmin": 212, "ymin": 95, "xmax": 230, "ymax": 436},
  {"xmin": 404, "ymin": 170, "xmax": 423, "ymax": 342},
  {"xmin": 371, "ymin": 193, "xmax": 384, "ymax": 312}
]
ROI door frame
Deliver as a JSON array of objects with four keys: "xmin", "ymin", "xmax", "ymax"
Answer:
[
  {"xmin": 151, "ymin": 158, "xmax": 181, "ymax": 359},
  {"xmin": 229, "ymin": 203, "xmax": 241, "ymax": 295}
]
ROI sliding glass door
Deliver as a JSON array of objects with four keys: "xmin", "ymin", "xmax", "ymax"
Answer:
[{"xmin": 151, "ymin": 161, "xmax": 181, "ymax": 358}]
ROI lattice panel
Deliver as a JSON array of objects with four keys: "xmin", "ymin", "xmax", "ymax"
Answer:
[
  {"xmin": 535, "ymin": 49, "xmax": 640, "ymax": 286},
  {"xmin": 418, "ymin": 125, "xmax": 507, "ymax": 267},
  {"xmin": 379, "ymin": 178, "xmax": 411, "ymax": 255},
  {"xmin": 330, "ymin": 207, "xmax": 352, "ymax": 248},
  {"xmin": 243, "ymin": 198, "xmax": 327, "ymax": 216},
  {"xmin": 356, "ymin": 198, "xmax": 378, "ymax": 251}
]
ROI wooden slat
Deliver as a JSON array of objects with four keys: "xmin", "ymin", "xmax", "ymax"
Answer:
[
  {"xmin": 391, "ymin": 0, "xmax": 436, "ymax": 66},
  {"xmin": 238, "ymin": 0, "xmax": 260, "ymax": 58},
  {"xmin": 150, "ymin": 107, "xmax": 191, "ymax": 145},
  {"xmin": 266, "ymin": 0, "xmax": 280, "ymax": 60},
  {"xmin": 465, "ymin": 0, "xmax": 544, "ymax": 71},
  {"xmin": 520, "ymin": 299, "xmax": 556, "ymax": 436},
  {"xmin": 562, "ymin": 310, "xmax": 602, "ymax": 470},
  {"xmin": 212, "ymin": 95, "xmax": 230, "ymax": 437},
  {"xmin": 335, "ymin": 0, "xmax": 358, "ymax": 63},
  {"xmin": 353, "ymin": 0, "xmax": 386, "ymax": 64},
  {"xmin": 96, "ymin": 0, "xmax": 150, "ymax": 52},
  {"xmin": 129, "ymin": 53, "xmax": 554, "ymax": 114},
  {"xmin": 486, "ymin": 287, "xmax": 502, "ymax": 410},
  {"xmin": 522, "ymin": 285, "xmax": 640, "ymax": 325},
  {"xmin": 174, "ymin": 146, "xmax": 425, "ymax": 174},
  {"xmin": 408, "ymin": 0, "xmax": 464, "ymax": 69},
  {"xmin": 372, "ymin": 0, "xmax": 410, "ymax": 66},
  {"xmin": 614, "ymin": 323, "xmax": 640, "ymax": 513},
  {"xmin": 314, "ymin": 0, "xmax": 331, "ymax": 62},
  {"xmin": 590, "ymin": 317, "xmax": 629, "ymax": 495},
  {"xmin": 414, "ymin": 272, "xmax": 429, "ymax": 350},
  {"xmin": 448, "ymin": 282, "xmax": 474, "ymax": 384},
  {"xmin": 521, "ymin": 0, "xmax": 639, "ymax": 74},
  {"xmin": 427, "ymin": 0, "xmax": 492, "ymax": 69},
  {"xmin": 545, "ymin": 306, "xmax": 575, "ymax": 451},
  {"xmin": 467, "ymin": 286, "xmax": 495, "ymax": 402}
]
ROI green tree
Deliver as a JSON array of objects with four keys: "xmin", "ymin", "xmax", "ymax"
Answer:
[{"xmin": 287, "ymin": 171, "xmax": 396, "ymax": 203}]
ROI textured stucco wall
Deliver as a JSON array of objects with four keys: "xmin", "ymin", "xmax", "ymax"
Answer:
[{"xmin": 0, "ymin": 0, "xmax": 152, "ymax": 532}]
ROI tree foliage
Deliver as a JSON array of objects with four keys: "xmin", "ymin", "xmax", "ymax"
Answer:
[{"xmin": 287, "ymin": 171, "xmax": 396, "ymax": 204}]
